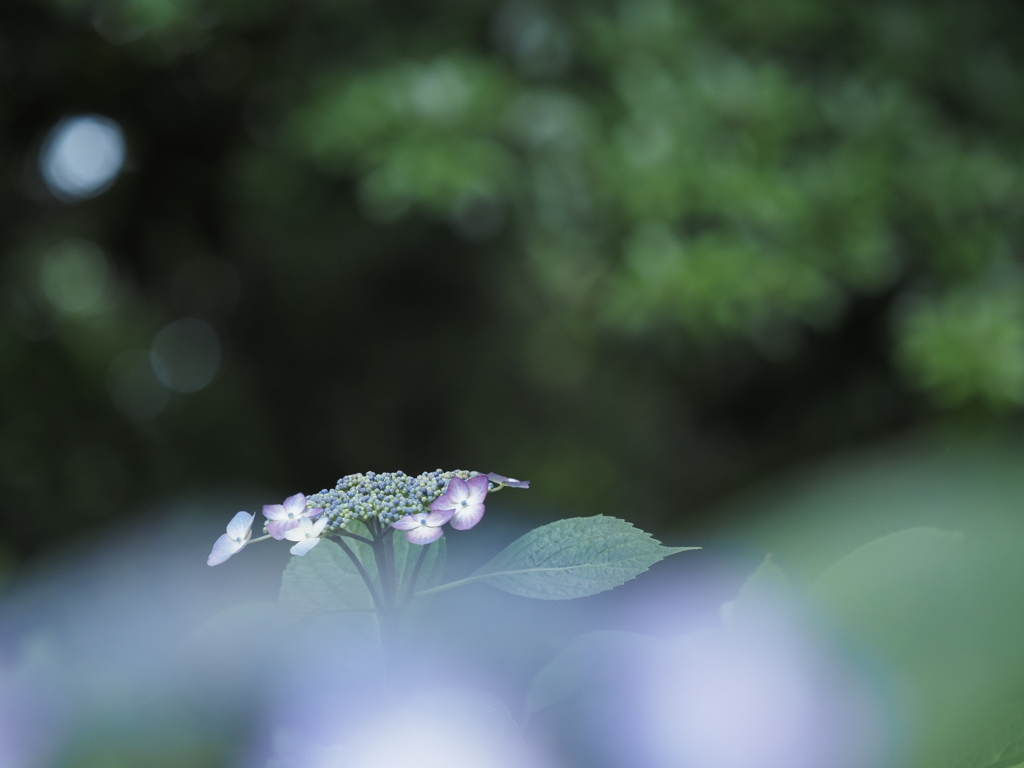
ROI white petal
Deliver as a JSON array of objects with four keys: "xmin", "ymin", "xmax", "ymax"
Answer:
[
  {"xmin": 207, "ymin": 534, "xmax": 237, "ymax": 566},
  {"xmin": 283, "ymin": 493, "xmax": 307, "ymax": 516},
  {"xmin": 263, "ymin": 503, "xmax": 287, "ymax": 521},
  {"xmin": 311, "ymin": 517, "xmax": 328, "ymax": 536},
  {"xmin": 405, "ymin": 525, "xmax": 444, "ymax": 545},
  {"xmin": 446, "ymin": 476, "xmax": 470, "ymax": 504},
  {"xmin": 449, "ymin": 504, "xmax": 485, "ymax": 531},
  {"xmin": 284, "ymin": 518, "xmax": 313, "ymax": 541},
  {"xmin": 225, "ymin": 511, "xmax": 254, "ymax": 539},
  {"xmin": 465, "ymin": 475, "xmax": 489, "ymax": 504},
  {"xmin": 290, "ymin": 537, "xmax": 321, "ymax": 556},
  {"xmin": 267, "ymin": 519, "xmax": 300, "ymax": 540},
  {"xmin": 392, "ymin": 514, "xmax": 422, "ymax": 531}
]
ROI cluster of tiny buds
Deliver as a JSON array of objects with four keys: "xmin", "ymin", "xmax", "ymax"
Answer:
[{"xmin": 307, "ymin": 469, "xmax": 482, "ymax": 534}]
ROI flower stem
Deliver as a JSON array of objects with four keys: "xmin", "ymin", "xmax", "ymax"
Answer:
[
  {"xmin": 337, "ymin": 530, "xmax": 374, "ymax": 546},
  {"xmin": 368, "ymin": 526, "xmax": 396, "ymax": 612},
  {"xmin": 332, "ymin": 535, "xmax": 385, "ymax": 614},
  {"xmin": 401, "ymin": 541, "xmax": 431, "ymax": 609}
]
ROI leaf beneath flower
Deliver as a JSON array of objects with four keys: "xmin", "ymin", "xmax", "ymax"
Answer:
[{"xmin": 464, "ymin": 515, "xmax": 698, "ymax": 600}]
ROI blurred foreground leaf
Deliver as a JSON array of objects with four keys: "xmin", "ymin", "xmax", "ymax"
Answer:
[
  {"xmin": 720, "ymin": 552, "xmax": 790, "ymax": 623},
  {"xmin": 525, "ymin": 630, "xmax": 661, "ymax": 721},
  {"xmin": 951, "ymin": 707, "xmax": 1024, "ymax": 768},
  {"xmin": 810, "ymin": 527, "xmax": 964, "ymax": 652}
]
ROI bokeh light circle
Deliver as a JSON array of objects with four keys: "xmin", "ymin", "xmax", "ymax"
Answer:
[
  {"xmin": 39, "ymin": 114, "xmax": 126, "ymax": 201},
  {"xmin": 149, "ymin": 318, "xmax": 222, "ymax": 393},
  {"xmin": 39, "ymin": 240, "xmax": 111, "ymax": 315}
]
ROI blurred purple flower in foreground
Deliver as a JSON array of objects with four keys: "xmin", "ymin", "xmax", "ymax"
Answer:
[
  {"xmin": 284, "ymin": 516, "xmax": 328, "ymax": 555},
  {"xmin": 391, "ymin": 510, "xmax": 452, "ymax": 545},
  {"xmin": 432, "ymin": 475, "xmax": 489, "ymax": 530},
  {"xmin": 207, "ymin": 511, "xmax": 254, "ymax": 566},
  {"xmin": 264, "ymin": 493, "xmax": 322, "ymax": 540}
]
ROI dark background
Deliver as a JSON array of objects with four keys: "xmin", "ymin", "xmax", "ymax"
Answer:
[{"xmin": 3, "ymin": 0, "xmax": 1024, "ymax": 566}]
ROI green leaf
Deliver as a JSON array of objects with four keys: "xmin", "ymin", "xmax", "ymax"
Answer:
[
  {"xmin": 950, "ymin": 708, "xmax": 1024, "ymax": 768},
  {"xmin": 446, "ymin": 515, "xmax": 698, "ymax": 600},
  {"xmin": 279, "ymin": 539, "xmax": 376, "ymax": 617}
]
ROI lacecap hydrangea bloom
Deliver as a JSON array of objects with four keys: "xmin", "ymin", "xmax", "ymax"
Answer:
[{"xmin": 207, "ymin": 469, "xmax": 529, "ymax": 564}]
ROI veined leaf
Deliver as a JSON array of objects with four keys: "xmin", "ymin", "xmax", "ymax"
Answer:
[
  {"xmin": 423, "ymin": 515, "xmax": 698, "ymax": 600},
  {"xmin": 279, "ymin": 539, "xmax": 376, "ymax": 618}
]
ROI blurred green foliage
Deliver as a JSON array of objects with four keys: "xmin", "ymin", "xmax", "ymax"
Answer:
[{"xmin": 3, "ymin": 0, "xmax": 1024, "ymax": 557}]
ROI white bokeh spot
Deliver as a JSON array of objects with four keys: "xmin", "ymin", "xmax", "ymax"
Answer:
[{"xmin": 40, "ymin": 115, "xmax": 126, "ymax": 201}]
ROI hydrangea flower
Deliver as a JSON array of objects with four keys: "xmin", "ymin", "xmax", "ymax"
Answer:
[
  {"xmin": 391, "ymin": 509, "xmax": 452, "ymax": 545},
  {"xmin": 431, "ymin": 475, "xmax": 489, "ymax": 530},
  {"xmin": 486, "ymin": 472, "xmax": 530, "ymax": 489},
  {"xmin": 306, "ymin": 469, "xmax": 481, "ymax": 533},
  {"xmin": 263, "ymin": 493, "xmax": 323, "ymax": 540},
  {"xmin": 207, "ymin": 511, "xmax": 254, "ymax": 566},
  {"xmin": 284, "ymin": 516, "xmax": 328, "ymax": 555}
]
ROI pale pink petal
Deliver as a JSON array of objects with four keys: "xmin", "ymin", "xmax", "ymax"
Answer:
[
  {"xmin": 430, "ymin": 494, "xmax": 457, "ymax": 514},
  {"xmin": 225, "ymin": 511, "xmax": 254, "ymax": 539},
  {"xmin": 283, "ymin": 493, "xmax": 306, "ymax": 516},
  {"xmin": 311, "ymin": 517, "xmax": 328, "ymax": 536},
  {"xmin": 290, "ymin": 538, "xmax": 322, "ymax": 556},
  {"xmin": 263, "ymin": 504, "xmax": 287, "ymax": 521},
  {"xmin": 405, "ymin": 525, "xmax": 444, "ymax": 545},
  {"xmin": 425, "ymin": 507, "xmax": 454, "ymax": 526},
  {"xmin": 445, "ymin": 476, "xmax": 470, "ymax": 504},
  {"xmin": 465, "ymin": 475, "xmax": 489, "ymax": 504},
  {"xmin": 267, "ymin": 519, "xmax": 300, "ymax": 540},
  {"xmin": 392, "ymin": 513, "xmax": 426, "ymax": 531},
  {"xmin": 208, "ymin": 533, "xmax": 238, "ymax": 566},
  {"xmin": 449, "ymin": 504, "xmax": 485, "ymax": 530}
]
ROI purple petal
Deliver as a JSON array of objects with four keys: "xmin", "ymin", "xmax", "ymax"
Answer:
[
  {"xmin": 263, "ymin": 504, "xmax": 287, "ymax": 521},
  {"xmin": 405, "ymin": 525, "xmax": 444, "ymax": 545},
  {"xmin": 305, "ymin": 507, "xmax": 324, "ymax": 519},
  {"xmin": 283, "ymin": 493, "xmax": 306, "ymax": 516},
  {"xmin": 445, "ymin": 476, "xmax": 470, "ymax": 504},
  {"xmin": 430, "ymin": 494, "xmax": 457, "ymax": 513},
  {"xmin": 487, "ymin": 472, "xmax": 530, "ymax": 489},
  {"xmin": 449, "ymin": 504, "xmax": 485, "ymax": 530},
  {"xmin": 225, "ymin": 511, "xmax": 253, "ymax": 539},
  {"xmin": 425, "ymin": 507, "xmax": 454, "ymax": 526},
  {"xmin": 267, "ymin": 519, "xmax": 300, "ymax": 540},
  {"xmin": 465, "ymin": 475, "xmax": 489, "ymax": 504},
  {"xmin": 290, "ymin": 537, "xmax": 322, "ymax": 556},
  {"xmin": 207, "ymin": 534, "xmax": 237, "ymax": 566},
  {"xmin": 392, "ymin": 513, "xmax": 427, "ymax": 531}
]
